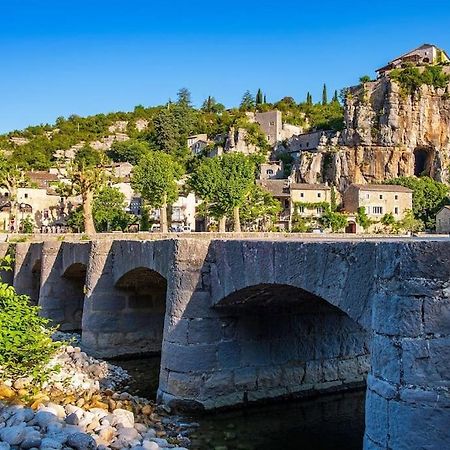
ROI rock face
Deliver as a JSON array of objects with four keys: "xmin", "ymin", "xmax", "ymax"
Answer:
[{"xmin": 294, "ymin": 70, "xmax": 450, "ymax": 191}]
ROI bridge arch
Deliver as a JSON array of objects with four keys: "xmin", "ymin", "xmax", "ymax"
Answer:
[
  {"xmin": 113, "ymin": 267, "xmax": 168, "ymax": 355},
  {"xmin": 209, "ymin": 282, "xmax": 370, "ymax": 406},
  {"xmin": 60, "ymin": 262, "xmax": 87, "ymax": 331}
]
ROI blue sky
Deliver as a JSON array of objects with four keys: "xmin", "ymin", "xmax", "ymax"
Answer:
[{"xmin": 1, "ymin": 0, "xmax": 450, "ymax": 133}]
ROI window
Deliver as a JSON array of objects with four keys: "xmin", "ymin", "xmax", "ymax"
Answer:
[
  {"xmin": 306, "ymin": 142, "xmax": 310, "ymax": 147},
  {"xmin": 266, "ymin": 169, "xmax": 274, "ymax": 175},
  {"xmin": 24, "ymin": 193, "xmax": 28, "ymax": 199},
  {"xmin": 4, "ymin": 192, "xmax": 8, "ymax": 197},
  {"xmin": 373, "ymin": 206, "xmax": 383, "ymax": 215},
  {"xmin": 297, "ymin": 206, "xmax": 305, "ymax": 213},
  {"xmin": 269, "ymin": 121, "xmax": 275, "ymax": 126},
  {"xmin": 284, "ymin": 199, "xmax": 289, "ymax": 209},
  {"xmin": 317, "ymin": 193, "xmax": 321, "ymax": 198},
  {"xmin": 394, "ymin": 207, "xmax": 399, "ymax": 215},
  {"xmin": 316, "ymin": 207, "xmax": 324, "ymax": 214},
  {"xmin": 366, "ymin": 194, "xmax": 370, "ymax": 199},
  {"xmin": 379, "ymin": 194, "xmax": 383, "ymax": 200},
  {"xmin": 300, "ymin": 193, "xmax": 304, "ymax": 198},
  {"xmin": 394, "ymin": 195, "xmax": 398, "ymax": 200}
]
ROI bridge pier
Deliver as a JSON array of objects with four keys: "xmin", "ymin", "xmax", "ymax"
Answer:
[{"xmin": 364, "ymin": 242, "xmax": 450, "ymax": 449}]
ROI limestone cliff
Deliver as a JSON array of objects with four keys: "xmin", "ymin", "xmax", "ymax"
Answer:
[{"xmin": 295, "ymin": 70, "xmax": 450, "ymax": 191}]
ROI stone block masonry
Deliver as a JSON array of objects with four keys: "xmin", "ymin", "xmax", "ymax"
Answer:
[{"xmin": 9, "ymin": 237, "xmax": 450, "ymax": 450}]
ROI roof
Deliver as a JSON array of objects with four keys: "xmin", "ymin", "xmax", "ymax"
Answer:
[
  {"xmin": 437, "ymin": 205, "xmax": 450, "ymax": 215},
  {"xmin": 348, "ymin": 184, "xmax": 413, "ymax": 193},
  {"xmin": 377, "ymin": 44, "xmax": 450, "ymax": 73},
  {"xmin": 26, "ymin": 171, "xmax": 59, "ymax": 189},
  {"xmin": 256, "ymin": 179, "xmax": 290, "ymax": 197},
  {"xmin": 290, "ymin": 183, "xmax": 331, "ymax": 191}
]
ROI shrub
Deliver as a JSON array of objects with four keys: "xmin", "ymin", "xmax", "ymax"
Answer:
[{"xmin": 0, "ymin": 256, "xmax": 61, "ymax": 381}]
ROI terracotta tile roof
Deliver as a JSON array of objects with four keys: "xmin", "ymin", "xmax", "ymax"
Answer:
[
  {"xmin": 256, "ymin": 180, "xmax": 290, "ymax": 197},
  {"xmin": 290, "ymin": 183, "xmax": 331, "ymax": 191},
  {"xmin": 349, "ymin": 184, "xmax": 413, "ymax": 193}
]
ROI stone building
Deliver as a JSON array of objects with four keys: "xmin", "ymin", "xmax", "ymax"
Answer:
[
  {"xmin": 0, "ymin": 187, "xmax": 77, "ymax": 232},
  {"xmin": 259, "ymin": 161, "xmax": 285, "ymax": 180},
  {"xmin": 343, "ymin": 184, "xmax": 413, "ymax": 221},
  {"xmin": 376, "ymin": 43, "xmax": 450, "ymax": 76},
  {"xmin": 436, "ymin": 205, "xmax": 450, "ymax": 233},
  {"xmin": 290, "ymin": 183, "xmax": 332, "ymax": 219},
  {"xmin": 187, "ymin": 134, "xmax": 209, "ymax": 155}
]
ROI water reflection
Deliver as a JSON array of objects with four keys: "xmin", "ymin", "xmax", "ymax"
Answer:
[{"xmin": 110, "ymin": 356, "xmax": 365, "ymax": 450}]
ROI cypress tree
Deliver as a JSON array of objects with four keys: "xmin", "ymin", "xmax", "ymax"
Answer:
[
  {"xmin": 306, "ymin": 92, "xmax": 312, "ymax": 105},
  {"xmin": 256, "ymin": 88, "xmax": 263, "ymax": 105},
  {"xmin": 322, "ymin": 83, "xmax": 328, "ymax": 105},
  {"xmin": 332, "ymin": 90, "xmax": 339, "ymax": 103},
  {"xmin": 263, "ymin": 94, "xmax": 267, "ymax": 104}
]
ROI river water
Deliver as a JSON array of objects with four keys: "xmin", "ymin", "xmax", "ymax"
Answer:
[{"xmin": 111, "ymin": 356, "xmax": 365, "ymax": 450}]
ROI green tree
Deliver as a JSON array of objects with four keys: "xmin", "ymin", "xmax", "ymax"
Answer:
[
  {"xmin": 322, "ymin": 83, "xmax": 328, "ymax": 105},
  {"xmin": 240, "ymin": 90, "xmax": 256, "ymax": 111},
  {"xmin": 189, "ymin": 154, "xmax": 255, "ymax": 232},
  {"xmin": 399, "ymin": 209, "xmax": 424, "ymax": 233},
  {"xmin": 0, "ymin": 255, "xmax": 60, "ymax": 380},
  {"xmin": 386, "ymin": 176, "xmax": 450, "ymax": 229},
  {"xmin": 151, "ymin": 108, "xmax": 180, "ymax": 154},
  {"xmin": 61, "ymin": 149, "xmax": 108, "ymax": 234},
  {"xmin": 256, "ymin": 88, "xmax": 264, "ymax": 105},
  {"xmin": 359, "ymin": 75, "xmax": 372, "ymax": 84},
  {"xmin": 306, "ymin": 92, "xmax": 313, "ymax": 105},
  {"xmin": 107, "ymin": 140, "xmax": 150, "ymax": 165},
  {"xmin": 131, "ymin": 151, "xmax": 183, "ymax": 233},
  {"xmin": 93, "ymin": 186, "xmax": 131, "ymax": 232},
  {"xmin": 0, "ymin": 156, "xmax": 26, "ymax": 232},
  {"xmin": 240, "ymin": 184, "xmax": 281, "ymax": 231},
  {"xmin": 201, "ymin": 96, "xmax": 225, "ymax": 113},
  {"xmin": 356, "ymin": 206, "xmax": 372, "ymax": 231},
  {"xmin": 176, "ymin": 87, "xmax": 192, "ymax": 107},
  {"xmin": 332, "ymin": 90, "xmax": 339, "ymax": 104},
  {"xmin": 321, "ymin": 206, "xmax": 348, "ymax": 232}
]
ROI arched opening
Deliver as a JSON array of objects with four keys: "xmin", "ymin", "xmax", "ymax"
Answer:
[
  {"xmin": 213, "ymin": 284, "xmax": 370, "ymax": 405},
  {"xmin": 30, "ymin": 259, "xmax": 41, "ymax": 306},
  {"xmin": 345, "ymin": 221, "xmax": 357, "ymax": 234},
  {"xmin": 414, "ymin": 147, "xmax": 434, "ymax": 177},
  {"xmin": 114, "ymin": 267, "xmax": 168, "ymax": 355},
  {"xmin": 61, "ymin": 262, "xmax": 87, "ymax": 331}
]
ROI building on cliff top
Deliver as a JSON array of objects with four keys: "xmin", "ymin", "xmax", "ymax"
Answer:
[{"xmin": 377, "ymin": 44, "xmax": 450, "ymax": 75}]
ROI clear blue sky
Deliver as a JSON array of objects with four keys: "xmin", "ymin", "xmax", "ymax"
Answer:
[{"xmin": 1, "ymin": 0, "xmax": 450, "ymax": 133}]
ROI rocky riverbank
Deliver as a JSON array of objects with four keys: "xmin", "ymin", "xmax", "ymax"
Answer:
[{"xmin": 0, "ymin": 340, "xmax": 194, "ymax": 449}]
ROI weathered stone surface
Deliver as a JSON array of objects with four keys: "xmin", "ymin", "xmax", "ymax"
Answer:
[{"xmin": 10, "ymin": 237, "xmax": 450, "ymax": 450}]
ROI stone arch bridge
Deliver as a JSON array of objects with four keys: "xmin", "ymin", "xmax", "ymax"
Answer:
[{"xmin": 4, "ymin": 237, "xmax": 450, "ymax": 450}]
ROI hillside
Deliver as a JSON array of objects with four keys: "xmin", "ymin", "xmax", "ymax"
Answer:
[{"xmin": 0, "ymin": 90, "xmax": 344, "ymax": 170}]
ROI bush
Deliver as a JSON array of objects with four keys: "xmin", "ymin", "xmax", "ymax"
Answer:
[{"xmin": 0, "ymin": 256, "xmax": 60, "ymax": 381}]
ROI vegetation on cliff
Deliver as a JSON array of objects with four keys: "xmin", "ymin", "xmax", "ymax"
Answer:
[{"xmin": 389, "ymin": 64, "xmax": 450, "ymax": 96}]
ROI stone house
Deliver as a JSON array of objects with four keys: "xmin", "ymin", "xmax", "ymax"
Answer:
[
  {"xmin": 343, "ymin": 184, "xmax": 413, "ymax": 221},
  {"xmin": 0, "ymin": 186, "xmax": 77, "ymax": 232},
  {"xmin": 377, "ymin": 44, "xmax": 450, "ymax": 75},
  {"xmin": 436, "ymin": 206, "xmax": 450, "ymax": 233},
  {"xmin": 259, "ymin": 161, "xmax": 285, "ymax": 180},
  {"xmin": 290, "ymin": 183, "xmax": 332, "ymax": 219},
  {"xmin": 187, "ymin": 134, "xmax": 209, "ymax": 155}
]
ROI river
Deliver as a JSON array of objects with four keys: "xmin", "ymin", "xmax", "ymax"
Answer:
[{"xmin": 111, "ymin": 356, "xmax": 365, "ymax": 450}]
